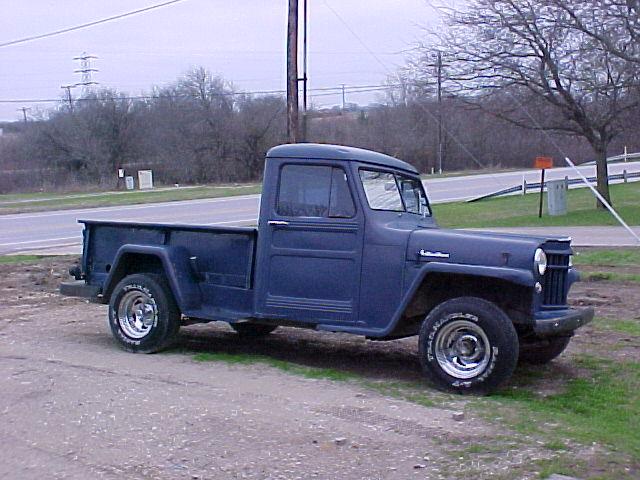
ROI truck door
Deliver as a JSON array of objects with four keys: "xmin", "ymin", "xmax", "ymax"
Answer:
[{"xmin": 256, "ymin": 162, "xmax": 363, "ymax": 324}]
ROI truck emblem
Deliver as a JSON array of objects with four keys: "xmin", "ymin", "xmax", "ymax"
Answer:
[{"xmin": 419, "ymin": 249, "xmax": 450, "ymax": 259}]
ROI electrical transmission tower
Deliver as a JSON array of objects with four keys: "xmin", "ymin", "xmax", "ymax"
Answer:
[{"xmin": 73, "ymin": 52, "xmax": 99, "ymax": 95}]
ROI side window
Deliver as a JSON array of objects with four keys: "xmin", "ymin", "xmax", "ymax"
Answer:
[
  {"xmin": 359, "ymin": 170, "xmax": 404, "ymax": 211},
  {"xmin": 277, "ymin": 164, "xmax": 355, "ymax": 218}
]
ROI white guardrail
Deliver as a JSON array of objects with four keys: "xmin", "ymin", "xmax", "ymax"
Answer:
[{"xmin": 468, "ymin": 152, "xmax": 640, "ymax": 203}]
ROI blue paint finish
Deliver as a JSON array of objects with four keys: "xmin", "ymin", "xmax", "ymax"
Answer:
[
  {"xmin": 64, "ymin": 143, "xmax": 592, "ymax": 339},
  {"xmin": 267, "ymin": 143, "xmax": 418, "ymax": 174},
  {"xmin": 102, "ymin": 244, "xmax": 201, "ymax": 310},
  {"xmin": 254, "ymin": 156, "xmax": 365, "ymax": 324}
]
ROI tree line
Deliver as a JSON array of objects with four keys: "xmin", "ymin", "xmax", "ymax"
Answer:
[{"xmin": 0, "ymin": 0, "xmax": 638, "ymax": 198}]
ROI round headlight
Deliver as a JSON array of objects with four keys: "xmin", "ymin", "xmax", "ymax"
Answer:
[{"xmin": 534, "ymin": 248, "xmax": 547, "ymax": 276}]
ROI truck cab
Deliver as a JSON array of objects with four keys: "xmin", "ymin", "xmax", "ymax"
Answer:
[{"xmin": 62, "ymin": 143, "xmax": 593, "ymax": 394}]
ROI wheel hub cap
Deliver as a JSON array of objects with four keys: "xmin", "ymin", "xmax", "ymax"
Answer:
[
  {"xmin": 117, "ymin": 290, "xmax": 157, "ymax": 339},
  {"xmin": 434, "ymin": 318, "xmax": 491, "ymax": 380}
]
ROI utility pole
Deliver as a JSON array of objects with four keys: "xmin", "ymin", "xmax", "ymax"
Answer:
[
  {"xmin": 341, "ymin": 84, "xmax": 346, "ymax": 110},
  {"xmin": 61, "ymin": 85, "xmax": 75, "ymax": 112},
  {"xmin": 18, "ymin": 107, "xmax": 30, "ymax": 123},
  {"xmin": 301, "ymin": 0, "xmax": 308, "ymax": 142},
  {"xmin": 436, "ymin": 51, "xmax": 443, "ymax": 175},
  {"xmin": 286, "ymin": 0, "xmax": 299, "ymax": 143}
]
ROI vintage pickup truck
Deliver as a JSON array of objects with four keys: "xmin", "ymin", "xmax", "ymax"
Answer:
[{"xmin": 61, "ymin": 143, "xmax": 593, "ymax": 394}]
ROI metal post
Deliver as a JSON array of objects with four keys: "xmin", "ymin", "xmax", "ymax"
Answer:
[
  {"xmin": 522, "ymin": 175, "xmax": 526, "ymax": 195},
  {"xmin": 61, "ymin": 85, "xmax": 75, "ymax": 113},
  {"xmin": 538, "ymin": 169, "xmax": 545, "ymax": 218},
  {"xmin": 436, "ymin": 51, "xmax": 443, "ymax": 175},
  {"xmin": 286, "ymin": 0, "xmax": 299, "ymax": 143},
  {"xmin": 301, "ymin": 0, "xmax": 308, "ymax": 142},
  {"xmin": 18, "ymin": 107, "xmax": 30, "ymax": 123}
]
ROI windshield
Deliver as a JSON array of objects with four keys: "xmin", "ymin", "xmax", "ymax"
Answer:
[{"xmin": 359, "ymin": 169, "xmax": 431, "ymax": 216}]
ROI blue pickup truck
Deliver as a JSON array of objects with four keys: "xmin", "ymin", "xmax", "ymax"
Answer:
[{"xmin": 61, "ymin": 143, "xmax": 593, "ymax": 394}]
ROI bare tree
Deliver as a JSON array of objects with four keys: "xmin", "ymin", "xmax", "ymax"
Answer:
[
  {"xmin": 552, "ymin": 0, "xmax": 640, "ymax": 64},
  {"xmin": 412, "ymin": 0, "xmax": 640, "ymax": 206}
]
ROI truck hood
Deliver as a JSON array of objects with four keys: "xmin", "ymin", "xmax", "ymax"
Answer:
[{"xmin": 406, "ymin": 227, "xmax": 571, "ymax": 270}]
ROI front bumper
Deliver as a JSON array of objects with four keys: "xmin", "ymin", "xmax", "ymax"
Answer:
[
  {"xmin": 533, "ymin": 307, "xmax": 594, "ymax": 336},
  {"xmin": 60, "ymin": 281, "xmax": 101, "ymax": 300}
]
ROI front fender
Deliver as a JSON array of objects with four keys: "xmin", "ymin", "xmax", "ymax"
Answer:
[
  {"xmin": 102, "ymin": 244, "xmax": 201, "ymax": 310},
  {"xmin": 380, "ymin": 262, "xmax": 534, "ymax": 337}
]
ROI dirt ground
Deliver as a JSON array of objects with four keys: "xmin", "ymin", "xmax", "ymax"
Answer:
[{"xmin": 0, "ymin": 257, "xmax": 638, "ymax": 479}]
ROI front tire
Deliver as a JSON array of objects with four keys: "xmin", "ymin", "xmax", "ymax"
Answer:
[
  {"xmin": 108, "ymin": 274, "xmax": 180, "ymax": 353},
  {"xmin": 418, "ymin": 297, "xmax": 519, "ymax": 395}
]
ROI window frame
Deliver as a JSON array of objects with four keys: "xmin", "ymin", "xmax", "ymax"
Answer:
[
  {"xmin": 358, "ymin": 167, "xmax": 432, "ymax": 216},
  {"xmin": 275, "ymin": 162, "xmax": 358, "ymax": 220}
]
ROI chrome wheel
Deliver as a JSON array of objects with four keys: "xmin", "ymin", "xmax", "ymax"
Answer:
[
  {"xmin": 117, "ymin": 289, "xmax": 157, "ymax": 339},
  {"xmin": 434, "ymin": 317, "xmax": 491, "ymax": 379}
]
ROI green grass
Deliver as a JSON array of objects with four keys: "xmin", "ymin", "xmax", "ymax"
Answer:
[
  {"xmin": 434, "ymin": 181, "xmax": 640, "ymax": 228},
  {"xmin": 0, "ymin": 184, "xmax": 261, "ymax": 215},
  {"xmin": 492, "ymin": 356, "xmax": 640, "ymax": 457},
  {"xmin": 543, "ymin": 439, "xmax": 567, "ymax": 451},
  {"xmin": 0, "ymin": 255, "xmax": 44, "ymax": 264},
  {"xmin": 194, "ymin": 351, "xmax": 444, "ymax": 406},
  {"xmin": 573, "ymin": 248, "xmax": 640, "ymax": 267},
  {"xmin": 583, "ymin": 271, "xmax": 640, "ymax": 283},
  {"xmin": 535, "ymin": 456, "xmax": 584, "ymax": 479},
  {"xmin": 194, "ymin": 349, "xmax": 638, "ymax": 472},
  {"xmin": 594, "ymin": 317, "xmax": 640, "ymax": 336},
  {"xmin": 193, "ymin": 352, "xmax": 356, "ymax": 381}
]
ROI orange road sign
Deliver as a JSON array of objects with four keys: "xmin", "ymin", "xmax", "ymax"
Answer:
[{"xmin": 534, "ymin": 156, "xmax": 553, "ymax": 169}]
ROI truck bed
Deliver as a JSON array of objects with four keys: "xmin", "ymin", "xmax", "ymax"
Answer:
[{"xmin": 80, "ymin": 220, "xmax": 258, "ymax": 317}]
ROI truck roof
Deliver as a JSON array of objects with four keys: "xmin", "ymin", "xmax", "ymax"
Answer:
[{"xmin": 266, "ymin": 143, "xmax": 419, "ymax": 174}]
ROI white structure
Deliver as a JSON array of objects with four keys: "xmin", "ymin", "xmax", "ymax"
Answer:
[
  {"xmin": 138, "ymin": 170, "xmax": 153, "ymax": 190},
  {"xmin": 547, "ymin": 179, "xmax": 567, "ymax": 216}
]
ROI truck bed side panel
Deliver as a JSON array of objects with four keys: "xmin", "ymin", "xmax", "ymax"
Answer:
[{"xmin": 83, "ymin": 221, "xmax": 257, "ymax": 318}]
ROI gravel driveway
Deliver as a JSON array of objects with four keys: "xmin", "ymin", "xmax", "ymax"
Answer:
[{"xmin": 4, "ymin": 257, "xmax": 634, "ymax": 479}]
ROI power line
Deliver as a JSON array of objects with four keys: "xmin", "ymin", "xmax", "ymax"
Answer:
[
  {"xmin": 0, "ymin": 0, "xmax": 187, "ymax": 49},
  {"xmin": 0, "ymin": 83, "xmax": 408, "ymax": 104},
  {"xmin": 321, "ymin": 1, "xmax": 392, "ymax": 74},
  {"xmin": 322, "ymin": 0, "xmax": 493, "ymax": 175}
]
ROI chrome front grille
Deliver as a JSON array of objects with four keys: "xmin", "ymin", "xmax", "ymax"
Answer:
[{"xmin": 542, "ymin": 252, "xmax": 570, "ymax": 307}]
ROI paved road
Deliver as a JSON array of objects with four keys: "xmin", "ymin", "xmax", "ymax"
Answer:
[
  {"xmin": 1, "ymin": 161, "xmax": 638, "ymax": 255},
  {"xmin": 424, "ymin": 160, "xmax": 640, "ymax": 202},
  {"xmin": 0, "ymin": 195, "xmax": 261, "ymax": 255}
]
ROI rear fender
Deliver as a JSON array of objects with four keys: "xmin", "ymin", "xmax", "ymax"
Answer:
[{"xmin": 102, "ymin": 244, "xmax": 201, "ymax": 310}]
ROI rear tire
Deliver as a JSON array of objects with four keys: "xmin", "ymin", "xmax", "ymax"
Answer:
[
  {"xmin": 418, "ymin": 297, "xmax": 519, "ymax": 395},
  {"xmin": 108, "ymin": 273, "xmax": 180, "ymax": 353},
  {"xmin": 518, "ymin": 336, "xmax": 571, "ymax": 364},
  {"xmin": 231, "ymin": 323, "xmax": 278, "ymax": 337}
]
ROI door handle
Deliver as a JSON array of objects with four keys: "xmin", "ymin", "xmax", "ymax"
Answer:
[{"xmin": 268, "ymin": 220, "xmax": 290, "ymax": 226}]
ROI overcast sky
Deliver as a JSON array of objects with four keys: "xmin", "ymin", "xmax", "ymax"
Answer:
[{"xmin": 0, "ymin": 0, "xmax": 441, "ymax": 122}]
